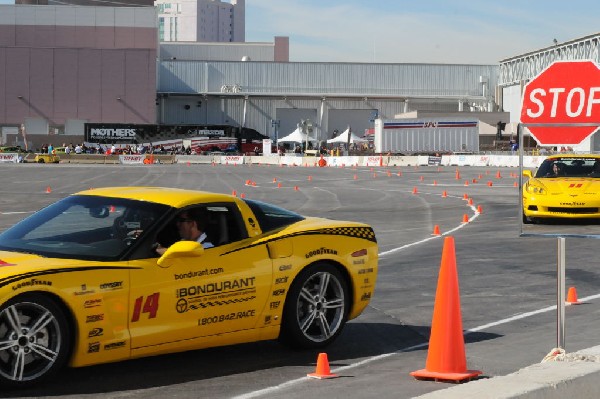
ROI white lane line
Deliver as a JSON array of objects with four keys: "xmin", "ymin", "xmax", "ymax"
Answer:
[
  {"xmin": 378, "ymin": 203, "xmax": 480, "ymax": 258},
  {"xmin": 232, "ymin": 293, "xmax": 600, "ymax": 399}
]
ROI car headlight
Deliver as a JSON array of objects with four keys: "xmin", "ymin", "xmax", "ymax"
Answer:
[{"xmin": 526, "ymin": 184, "xmax": 546, "ymax": 195}]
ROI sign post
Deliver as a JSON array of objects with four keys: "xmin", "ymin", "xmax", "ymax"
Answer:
[{"xmin": 520, "ymin": 60, "xmax": 600, "ymax": 350}]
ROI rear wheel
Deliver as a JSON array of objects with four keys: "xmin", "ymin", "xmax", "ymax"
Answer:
[
  {"xmin": 0, "ymin": 294, "xmax": 71, "ymax": 387},
  {"xmin": 280, "ymin": 263, "xmax": 349, "ymax": 349}
]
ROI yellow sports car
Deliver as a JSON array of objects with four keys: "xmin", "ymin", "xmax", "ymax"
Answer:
[
  {"xmin": 0, "ymin": 187, "xmax": 378, "ymax": 386},
  {"xmin": 522, "ymin": 154, "xmax": 600, "ymax": 223}
]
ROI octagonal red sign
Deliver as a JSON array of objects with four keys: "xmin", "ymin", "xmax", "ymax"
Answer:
[{"xmin": 520, "ymin": 60, "xmax": 600, "ymax": 146}]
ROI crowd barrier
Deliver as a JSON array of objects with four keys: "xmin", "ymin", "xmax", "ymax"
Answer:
[{"xmin": 0, "ymin": 153, "xmax": 547, "ymax": 169}]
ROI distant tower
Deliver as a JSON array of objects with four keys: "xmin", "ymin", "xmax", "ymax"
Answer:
[{"xmin": 156, "ymin": 0, "xmax": 246, "ymax": 42}]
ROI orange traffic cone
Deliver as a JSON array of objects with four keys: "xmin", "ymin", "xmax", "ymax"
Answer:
[
  {"xmin": 45, "ymin": 186, "xmax": 52, "ymax": 193},
  {"xmin": 432, "ymin": 225, "xmax": 441, "ymax": 236},
  {"xmin": 455, "ymin": 170, "xmax": 460, "ymax": 180},
  {"xmin": 441, "ymin": 190, "xmax": 447, "ymax": 198},
  {"xmin": 231, "ymin": 190, "xmax": 237, "ymax": 197},
  {"xmin": 412, "ymin": 187, "xmax": 418, "ymax": 194},
  {"xmin": 462, "ymin": 214, "xmax": 469, "ymax": 223},
  {"xmin": 464, "ymin": 180, "xmax": 469, "ymax": 186},
  {"xmin": 496, "ymin": 170, "xmax": 502, "ymax": 178},
  {"xmin": 476, "ymin": 205, "xmax": 482, "ymax": 213},
  {"xmin": 468, "ymin": 198, "xmax": 474, "ymax": 206},
  {"xmin": 307, "ymin": 352, "xmax": 338, "ymax": 379},
  {"xmin": 566, "ymin": 287, "xmax": 581, "ymax": 305},
  {"xmin": 410, "ymin": 236, "xmax": 482, "ymax": 382}
]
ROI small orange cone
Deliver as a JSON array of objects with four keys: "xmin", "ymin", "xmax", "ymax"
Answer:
[
  {"xmin": 231, "ymin": 190, "xmax": 237, "ymax": 197},
  {"xmin": 412, "ymin": 187, "xmax": 418, "ymax": 194},
  {"xmin": 496, "ymin": 171, "xmax": 502, "ymax": 178},
  {"xmin": 464, "ymin": 180, "xmax": 469, "ymax": 186},
  {"xmin": 513, "ymin": 181, "xmax": 519, "ymax": 187},
  {"xmin": 294, "ymin": 185, "xmax": 299, "ymax": 191},
  {"xmin": 308, "ymin": 175, "xmax": 312, "ymax": 181},
  {"xmin": 397, "ymin": 171, "xmax": 402, "ymax": 177},
  {"xmin": 462, "ymin": 193, "xmax": 469, "ymax": 200},
  {"xmin": 307, "ymin": 352, "xmax": 338, "ymax": 379},
  {"xmin": 420, "ymin": 176, "xmax": 424, "ymax": 181},
  {"xmin": 566, "ymin": 287, "xmax": 581, "ymax": 305},
  {"xmin": 109, "ymin": 205, "xmax": 116, "ymax": 213},
  {"xmin": 354, "ymin": 174, "xmax": 358, "ymax": 180},
  {"xmin": 487, "ymin": 181, "xmax": 493, "ymax": 187},
  {"xmin": 277, "ymin": 183, "xmax": 282, "ymax": 188},
  {"xmin": 455, "ymin": 170, "xmax": 460, "ymax": 180},
  {"xmin": 273, "ymin": 178, "xmax": 277, "ymax": 183},
  {"xmin": 441, "ymin": 190, "xmax": 447, "ymax": 198},
  {"xmin": 476, "ymin": 205, "xmax": 482, "ymax": 213},
  {"xmin": 462, "ymin": 214, "xmax": 469, "ymax": 223},
  {"xmin": 432, "ymin": 225, "xmax": 441, "ymax": 236},
  {"xmin": 240, "ymin": 193, "xmax": 246, "ymax": 199},
  {"xmin": 410, "ymin": 236, "xmax": 482, "ymax": 382},
  {"xmin": 468, "ymin": 198, "xmax": 474, "ymax": 206},
  {"xmin": 45, "ymin": 186, "xmax": 52, "ymax": 193}
]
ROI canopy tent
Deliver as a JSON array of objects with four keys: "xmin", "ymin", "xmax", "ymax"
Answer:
[
  {"xmin": 277, "ymin": 126, "xmax": 318, "ymax": 143},
  {"xmin": 327, "ymin": 128, "xmax": 367, "ymax": 144}
]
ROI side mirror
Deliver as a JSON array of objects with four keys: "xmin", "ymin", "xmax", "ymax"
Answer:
[
  {"xmin": 523, "ymin": 170, "xmax": 532, "ymax": 178},
  {"xmin": 157, "ymin": 240, "xmax": 204, "ymax": 267}
]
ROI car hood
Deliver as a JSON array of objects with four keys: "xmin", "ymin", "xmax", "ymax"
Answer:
[
  {"xmin": 534, "ymin": 178, "xmax": 600, "ymax": 194},
  {"xmin": 0, "ymin": 250, "xmax": 126, "ymax": 282}
]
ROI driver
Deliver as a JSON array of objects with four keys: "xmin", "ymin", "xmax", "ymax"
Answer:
[{"xmin": 155, "ymin": 208, "xmax": 214, "ymax": 255}]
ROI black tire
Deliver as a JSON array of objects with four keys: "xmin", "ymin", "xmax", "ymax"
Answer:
[
  {"xmin": 37, "ymin": 158, "xmax": 45, "ymax": 163},
  {"xmin": 279, "ymin": 263, "xmax": 349, "ymax": 349},
  {"xmin": 522, "ymin": 212, "xmax": 532, "ymax": 224},
  {"xmin": 0, "ymin": 294, "xmax": 71, "ymax": 387}
]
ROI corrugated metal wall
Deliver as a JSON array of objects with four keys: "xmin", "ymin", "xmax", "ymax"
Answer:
[{"xmin": 158, "ymin": 61, "xmax": 499, "ymax": 97}]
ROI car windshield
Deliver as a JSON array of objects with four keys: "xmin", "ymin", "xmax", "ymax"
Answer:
[
  {"xmin": 0, "ymin": 195, "xmax": 170, "ymax": 261},
  {"xmin": 243, "ymin": 199, "xmax": 304, "ymax": 233},
  {"xmin": 535, "ymin": 158, "xmax": 600, "ymax": 178}
]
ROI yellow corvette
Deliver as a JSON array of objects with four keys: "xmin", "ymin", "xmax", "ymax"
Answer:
[
  {"xmin": 523, "ymin": 154, "xmax": 600, "ymax": 223},
  {"xmin": 0, "ymin": 187, "xmax": 378, "ymax": 386}
]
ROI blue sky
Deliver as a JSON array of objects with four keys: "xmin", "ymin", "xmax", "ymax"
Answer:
[
  {"xmin": 2, "ymin": 0, "xmax": 599, "ymax": 64},
  {"xmin": 246, "ymin": 0, "xmax": 600, "ymax": 64}
]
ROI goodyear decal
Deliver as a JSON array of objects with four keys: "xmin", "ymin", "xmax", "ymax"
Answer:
[
  {"xmin": 0, "ymin": 266, "xmax": 140, "ymax": 289},
  {"xmin": 222, "ymin": 226, "xmax": 377, "ymax": 255}
]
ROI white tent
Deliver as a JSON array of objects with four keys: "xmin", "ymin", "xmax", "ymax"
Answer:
[
  {"xmin": 327, "ymin": 128, "xmax": 367, "ymax": 144},
  {"xmin": 277, "ymin": 126, "xmax": 317, "ymax": 143}
]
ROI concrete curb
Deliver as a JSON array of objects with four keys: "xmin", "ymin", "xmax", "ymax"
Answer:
[{"xmin": 413, "ymin": 346, "xmax": 600, "ymax": 399}]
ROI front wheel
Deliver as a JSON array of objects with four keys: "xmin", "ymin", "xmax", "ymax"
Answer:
[
  {"xmin": 0, "ymin": 294, "xmax": 71, "ymax": 387},
  {"xmin": 280, "ymin": 263, "xmax": 349, "ymax": 349}
]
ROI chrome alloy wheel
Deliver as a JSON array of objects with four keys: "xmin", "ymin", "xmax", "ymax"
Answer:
[
  {"xmin": 0, "ymin": 298, "xmax": 65, "ymax": 384},
  {"xmin": 296, "ymin": 270, "xmax": 346, "ymax": 344}
]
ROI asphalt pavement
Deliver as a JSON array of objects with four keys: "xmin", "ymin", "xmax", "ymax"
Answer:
[{"xmin": 0, "ymin": 163, "xmax": 599, "ymax": 398}]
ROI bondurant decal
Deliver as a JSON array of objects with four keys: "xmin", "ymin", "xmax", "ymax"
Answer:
[{"xmin": 177, "ymin": 277, "xmax": 256, "ymax": 298}]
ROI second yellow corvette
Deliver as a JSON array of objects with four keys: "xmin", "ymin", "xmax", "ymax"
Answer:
[
  {"xmin": 523, "ymin": 154, "xmax": 600, "ymax": 223},
  {"xmin": 0, "ymin": 187, "xmax": 378, "ymax": 386}
]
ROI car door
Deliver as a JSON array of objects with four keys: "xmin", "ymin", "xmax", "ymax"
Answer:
[{"xmin": 128, "ymin": 204, "xmax": 273, "ymax": 349}]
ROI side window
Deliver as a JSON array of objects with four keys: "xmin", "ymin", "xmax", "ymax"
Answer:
[{"xmin": 205, "ymin": 204, "xmax": 247, "ymax": 246}]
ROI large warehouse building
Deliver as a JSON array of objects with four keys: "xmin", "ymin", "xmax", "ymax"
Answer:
[{"xmin": 1, "ymin": 3, "xmax": 599, "ymax": 152}]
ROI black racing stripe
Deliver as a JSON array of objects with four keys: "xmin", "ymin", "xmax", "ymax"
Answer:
[
  {"xmin": 0, "ymin": 266, "xmax": 141, "ymax": 289},
  {"xmin": 222, "ymin": 227, "xmax": 377, "ymax": 256}
]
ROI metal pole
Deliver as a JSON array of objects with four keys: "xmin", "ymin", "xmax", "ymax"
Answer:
[{"xmin": 557, "ymin": 237, "xmax": 566, "ymax": 349}]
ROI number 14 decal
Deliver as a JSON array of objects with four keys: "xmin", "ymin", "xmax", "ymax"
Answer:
[{"xmin": 131, "ymin": 293, "xmax": 160, "ymax": 322}]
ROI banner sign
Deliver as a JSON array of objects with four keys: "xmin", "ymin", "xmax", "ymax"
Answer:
[{"xmin": 119, "ymin": 155, "xmax": 145, "ymax": 165}]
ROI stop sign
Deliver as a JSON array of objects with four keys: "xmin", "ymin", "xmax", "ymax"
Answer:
[{"xmin": 520, "ymin": 60, "xmax": 600, "ymax": 146}]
